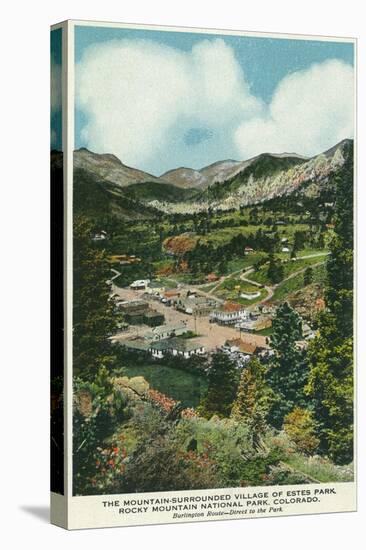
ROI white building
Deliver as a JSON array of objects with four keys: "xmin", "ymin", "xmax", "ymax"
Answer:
[
  {"xmin": 150, "ymin": 337, "xmax": 206, "ymax": 359},
  {"xmin": 210, "ymin": 304, "xmax": 249, "ymax": 325},
  {"xmin": 130, "ymin": 279, "xmax": 150, "ymax": 290},
  {"xmin": 240, "ymin": 290, "xmax": 261, "ymax": 300},
  {"xmin": 144, "ymin": 321, "xmax": 188, "ymax": 341}
]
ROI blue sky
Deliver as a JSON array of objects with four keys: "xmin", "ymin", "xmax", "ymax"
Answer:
[{"xmin": 71, "ymin": 25, "xmax": 354, "ymax": 175}]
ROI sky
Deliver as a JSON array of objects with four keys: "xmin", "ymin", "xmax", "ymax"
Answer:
[{"xmin": 51, "ymin": 24, "xmax": 354, "ymax": 175}]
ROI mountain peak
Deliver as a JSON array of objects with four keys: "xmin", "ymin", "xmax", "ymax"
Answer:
[
  {"xmin": 76, "ymin": 147, "xmax": 124, "ymax": 166},
  {"xmin": 73, "ymin": 147, "xmax": 163, "ymax": 188}
]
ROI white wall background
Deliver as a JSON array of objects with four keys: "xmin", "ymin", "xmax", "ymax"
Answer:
[{"xmin": 0, "ymin": 0, "xmax": 364, "ymax": 547}]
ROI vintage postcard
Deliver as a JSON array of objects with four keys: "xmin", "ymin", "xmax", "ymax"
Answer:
[{"xmin": 51, "ymin": 20, "xmax": 356, "ymax": 529}]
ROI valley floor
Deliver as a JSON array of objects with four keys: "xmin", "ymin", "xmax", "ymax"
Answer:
[{"xmin": 111, "ymin": 284, "xmax": 269, "ymax": 351}]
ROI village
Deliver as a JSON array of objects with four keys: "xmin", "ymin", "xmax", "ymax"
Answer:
[{"xmin": 110, "ymin": 270, "xmax": 315, "ymax": 367}]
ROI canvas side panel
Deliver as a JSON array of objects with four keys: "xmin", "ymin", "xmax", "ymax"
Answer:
[{"xmin": 50, "ymin": 23, "xmax": 67, "ymax": 528}]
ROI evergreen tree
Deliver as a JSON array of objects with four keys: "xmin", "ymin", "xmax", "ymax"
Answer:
[
  {"xmin": 266, "ymin": 302, "xmax": 309, "ymax": 428},
  {"xmin": 73, "ymin": 215, "xmax": 121, "ymax": 379},
  {"xmin": 303, "ymin": 267, "xmax": 313, "ymax": 286},
  {"xmin": 267, "ymin": 255, "xmax": 284, "ymax": 284},
  {"xmin": 198, "ymin": 352, "xmax": 239, "ymax": 418},
  {"xmin": 231, "ymin": 357, "xmax": 271, "ymax": 449},
  {"xmin": 283, "ymin": 407, "xmax": 319, "ymax": 455},
  {"xmin": 293, "ymin": 230, "xmax": 306, "ymax": 251},
  {"xmin": 306, "ymin": 142, "xmax": 354, "ymax": 464}
]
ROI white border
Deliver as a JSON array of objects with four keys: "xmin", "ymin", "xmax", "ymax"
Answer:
[{"xmin": 69, "ymin": 18, "xmax": 356, "ymax": 42}]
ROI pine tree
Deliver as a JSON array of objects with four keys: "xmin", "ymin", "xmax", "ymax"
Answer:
[
  {"xmin": 283, "ymin": 407, "xmax": 319, "ymax": 455},
  {"xmin": 306, "ymin": 142, "xmax": 354, "ymax": 464},
  {"xmin": 266, "ymin": 302, "xmax": 309, "ymax": 428},
  {"xmin": 231, "ymin": 358, "xmax": 270, "ymax": 449},
  {"xmin": 307, "ymin": 333, "xmax": 353, "ymax": 462},
  {"xmin": 303, "ymin": 267, "xmax": 313, "ymax": 286},
  {"xmin": 267, "ymin": 255, "xmax": 284, "ymax": 284},
  {"xmin": 198, "ymin": 352, "xmax": 239, "ymax": 418},
  {"xmin": 73, "ymin": 215, "xmax": 121, "ymax": 379}
]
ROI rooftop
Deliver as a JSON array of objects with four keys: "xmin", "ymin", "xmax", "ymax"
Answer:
[
  {"xmin": 120, "ymin": 339, "xmax": 149, "ymax": 351},
  {"xmin": 164, "ymin": 290, "xmax": 180, "ymax": 298},
  {"xmin": 222, "ymin": 302, "xmax": 245, "ymax": 312},
  {"xmin": 130, "ymin": 279, "xmax": 150, "ymax": 286},
  {"xmin": 180, "ymin": 296, "xmax": 215, "ymax": 307},
  {"xmin": 143, "ymin": 310, "xmax": 164, "ymax": 319},
  {"xmin": 148, "ymin": 281, "xmax": 165, "ymax": 289},
  {"xmin": 118, "ymin": 299, "xmax": 147, "ymax": 307},
  {"xmin": 226, "ymin": 338, "xmax": 257, "ymax": 355},
  {"xmin": 149, "ymin": 322, "xmax": 187, "ymax": 335},
  {"xmin": 151, "ymin": 337, "xmax": 205, "ymax": 352}
]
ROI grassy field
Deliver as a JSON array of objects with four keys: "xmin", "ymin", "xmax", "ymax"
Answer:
[
  {"xmin": 154, "ymin": 276, "xmax": 178, "ymax": 289},
  {"xmin": 219, "ymin": 278, "xmax": 261, "ymax": 293},
  {"xmin": 234, "ymin": 289, "xmax": 267, "ymax": 305},
  {"xmin": 272, "ymin": 263, "xmax": 327, "ymax": 301},
  {"xmin": 214, "ymin": 277, "xmax": 266, "ymax": 305},
  {"xmin": 273, "ymin": 248, "xmax": 327, "ymax": 261},
  {"xmin": 296, "ymin": 248, "xmax": 328, "ymax": 258},
  {"xmin": 249, "ymin": 253, "xmax": 328, "ymax": 286},
  {"xmin": 122, "ymin": 364, "xmax": 208, "ymax": 408},
  {"xmin": 201, "ymin": 223, "xmax": 311, "ymax": 247},
  {"xmin": 256, "ymin": 326, "xmax": 273, "ymax": 336},
  {"xmin": 272, "ymin": 273, "xmax": 306, "ymax": 301},
  {"xmin": 226, "ymin": 253, "xmax": 267, "ymax": 272}
]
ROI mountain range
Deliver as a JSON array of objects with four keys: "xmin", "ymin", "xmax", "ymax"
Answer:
[
  {"xmin": 51, "ymin": 138, "xmax": 353, "ymax": 219},
  {"xmin": 160, "ymin": 153, "xmax": 309, "ymax": 190},
  {"xmin": 73, "ymin": 147, "xmax": 311, "ymax": 190}
]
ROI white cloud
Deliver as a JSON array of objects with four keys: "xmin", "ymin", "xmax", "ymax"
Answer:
[
  {"xmin": 76, "ymin": 41, "xmax": 354, "ymax": 173},
  {"xmin": 235, "ymin": 59, "xmax": 354, "ymax": 158},
  {"xmin": 75, "ymin": 38, "xmax": 262, "ymax": 172}
]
